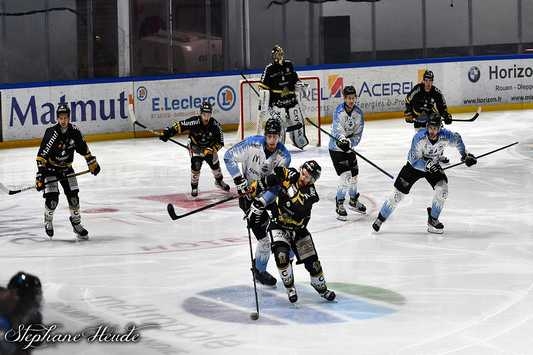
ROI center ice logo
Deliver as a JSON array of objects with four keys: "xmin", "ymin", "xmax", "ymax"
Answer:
[{"xmin": 183, "ymin": 282, "xmax": 404, "ymax": 324}]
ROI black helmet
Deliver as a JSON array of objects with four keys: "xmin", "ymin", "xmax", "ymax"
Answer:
[
  {"xmin": 200, "ymin": 101, "xmax": 213, "ymax": 114},
  {"xmin": 8, "ymin": 271, "xmax": 42, "ymax": 300},
  {"xmin": 301, "ymin": 160, "xmax": 321, "ymax": 183},
  {"xmin": 271, "ymin": 44, "xmax": 284, "ymax": 62},
  {"xmin": 264, "ymin": 118, "xmax": 282, "ymax": 135},
  {"xmin": 342, "ymin": 85, "xmax": 357, "ymax": 97},
  {"xmin": 56, "ymin": 103, "xmax": 71, "ymax": 117},
  {"xmin": 423, "ymin": 70, "xmax": 434, "ymax": 81},
  {"xmin": 426, "ymin": 112, "xmax": 442, "ymax": 128}
]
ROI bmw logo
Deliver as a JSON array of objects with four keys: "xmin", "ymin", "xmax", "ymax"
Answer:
[{"xmin": 468, "ymin": 66, "xmax": 481, "ymax": 83}]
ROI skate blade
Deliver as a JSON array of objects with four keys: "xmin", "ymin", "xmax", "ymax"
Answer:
[
  {"xmin": 348, "ymin": 206, "xmax": 367, "ymax": 214},
  {"xmin": 427, "ymin": 226, "xmax": 444, "ymax": 234},
  {"xmin": 336, "ymin": 214, "xmax": 348, "ymax": 221},
  {"xmin": 75, "ymin": 234, "xmax": 90, "ymax": 241}
]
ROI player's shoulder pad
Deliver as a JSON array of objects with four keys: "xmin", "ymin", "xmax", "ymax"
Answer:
[
  {"xmin": 276, "ymin": 141, "xmax": 291, "ymax": 156},
  {"xmin": 414, "ymin": 128, "xmax": 427, "ymax": 141},
  {"xmin": 246, "ymin": 135, "xmax": 265, "ymax": 146},
  {"xmin": 439, "ymin": 128, "xmax": 457, "ymax": 139},
  {"xmin": 432, "ymin": 86, "xmax": 443, "ymax": 95},
  {"xmin": 354, "ymin": 105, "xmax": 364, "ymax": 116}
]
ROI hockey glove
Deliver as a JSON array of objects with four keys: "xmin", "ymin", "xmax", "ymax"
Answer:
[
  {"xmin": 86, "ymin": 155, "xmax": 101, "ymax": 176},
  {"xmin": 233, "ymin": 175, "xmax": 249, "ymax": 196},
  {"xmin": 202, "ymin": 147, "xmax": 214, "ymax": 156},
  {"xmin": 35, "ymin": 171, "xmax": 45, "ymax": 191},
  {"xmin": 462, "ymin": 153, "xmax": 477, "ymax": 167},
  {"xmin": 247, "ymin": 198, "xmax": 265, "ymax": 226},
  {"xmin": 336, "ymin": 137, "xmax": 352, "ymax": 152},
  {"xmin": 425, "ymin": 160, "xmax": 443, "ymax": 174},
  {"xmin": 159, "ymin": 127, "xmax": 173, "ymax": 142},
  {"xmin": 404, "ymin": 111, "xmax": 415, "ymax": 123},
  {"xmin": 287, "ymin": 167, "xmax": 300, "ymax": 185},
  {"xmin": 443, "ymin": 112, "xmax": 453, "ymax": 125}
]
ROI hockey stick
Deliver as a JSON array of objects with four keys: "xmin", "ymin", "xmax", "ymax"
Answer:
[
  {"xmin": 133, "ymin": 121, "xmax": 189, "ymax": 150},
  {"xmin": 127, "ymin": 94, "xmax": 188, "ymax": 149},
  {"xmin": 0, "ymin": 169, "xmax": 91, "ymax": 195},
  {"xmin": 305, "ymin": 118, "xmax": 394, "ymax": 180},
  {"xmin": 443, "ymin": 141, "xmax": 518, "ymax": 170},
  {"xmin": 247, "ymin": 225, "xmax": 260, "ymax": 320},
  {"xmin": 166, "ymin": 195, "xmax": 238, "ymax": 220},
  {"xmin": 451, "ymin": 106, "xmax": 481, "ymax": 122}
]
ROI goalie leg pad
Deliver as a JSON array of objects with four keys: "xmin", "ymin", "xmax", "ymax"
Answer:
[
  {"xmin": 287, "ymin": 106, "xmax": 309, "ymax": 149},
  {"xmin": 430, "ymin": 180, "xmax": 448, "ymax": 220}
]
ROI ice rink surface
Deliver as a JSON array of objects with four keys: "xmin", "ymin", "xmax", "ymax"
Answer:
[{"xmin": 1, "ymin": 110, "xmax": 533, "ymax": 355}]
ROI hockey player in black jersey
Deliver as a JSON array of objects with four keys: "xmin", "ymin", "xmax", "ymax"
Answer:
[
  {"xmin": 160, "ymin": 101, "xmax": 230, "ymax": 197},
  {"xmin": 36, "ymin": 103, "xmax": 100, "ymax": 240},
  {"xmin": 248, "ymin": 160, "xmax": 336, "ymax": 303},
  {"xmin": 258, "ymin": 44, "xmax": 309, "ymax": 149},
  {"xmin": 405, "ymin": 69, "xmax": 453, "ymax": 163}
]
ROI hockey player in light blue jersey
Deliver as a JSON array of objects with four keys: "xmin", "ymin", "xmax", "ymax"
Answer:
[
  {"xmin": 372, "ymin": 112, "xmax": 477, "ymax": 234},
  {"xmin": 328, "ymin": 85, "xmax": 367, "ymax": 220},
  {"xmin": 224, "ymin": 118, "xmax": 291, "ymax": 286}
]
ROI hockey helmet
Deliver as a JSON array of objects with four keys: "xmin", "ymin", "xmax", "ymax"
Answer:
[
  {"xmin": 264, "ymin": 118, "xmax": 282, "ymax": 136},
  {"xmin": 301, "ymin": 160, "xmax": 321, "ymax": 183},
  {"xmin": 426, "ymin": 112, "xmax": 442, "ymax": 128},
  {"xmin": 56, "ymin": 103, "xmax": 71, "ymax": 117},
  {"xmin": 423, "ymin": 70, "xmax": 434, "ymax": 81},
  {"xmin": 200, "ymin": 101, "xmax": 213, "ymax": 114},
  {"xmin": 8, "ymin": 271, "xmax": 42, "ymax": 300},
  {"xmin": 271, "ymin": 44, "xmax": 284, "ymax": 63},
  {"xmin": 342, "ymin": 85, "xmax": 357, "ymax": 97}
]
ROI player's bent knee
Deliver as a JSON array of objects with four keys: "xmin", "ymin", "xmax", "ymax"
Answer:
[
  {"xmin": 44, "ymin": 193, "xmax": 59, "ymax": 210},
  {"xmin": 434, "ymin": 180, "xmax": 448, "ymax": 201},
  {"xmin": 272, "ymin": 241, "xmax": 290, "ymax": 268},
  {"xmin": 303, "ymin": 257, "xmax": 322, "ymax": 276}
]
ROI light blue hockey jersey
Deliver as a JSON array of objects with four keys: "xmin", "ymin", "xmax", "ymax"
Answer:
[
  {"xmin": 328, "ymin": 102, "xmax": 364, "ymax": 151},
  {"xmin": 224, "ymin": 135, "xmax": 291, "ymax": 183},
  {"xmin": 408, "ymin": 128, "xmax": 467, "ymax": 171}
]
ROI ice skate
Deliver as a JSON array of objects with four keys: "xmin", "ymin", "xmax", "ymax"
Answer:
[
  {"xmin": 336, "ymin": 198, "xmax": 347, "ymax": 221},
  {"xmin": 348, "ymin": 193, "xmax": 367, "ymax": 214},
  {"xmin": 253, "ymin": 263, "xmax": 277, "ymax": 286},
  {"xmin": 44, "ymin": 212, "xmax": 54, "ymax": 238},
  {"xmin": 287, "ymin": 287, "xmax": 298, "ymax": 303},
  {"xmin": 191, "ymin": 184, "xmax": 198, "ymax": 197},
  {"xmin": 427, "ymin": 207, "xmax": 444, "ymax": 234},
  {"xmin": 70, "ymin": 216, "xmax": 89, "ymax": 240},
  {"xmin": 215, "ymin": 178, "xmax": 230, "ymax": 192},
  {"xmin": 372, "ymin": 213, "xmax": 386, "ymax": 232},
  {"xmin": 320, "ymin": 289, "xmax": 336, "ymax": 301}
]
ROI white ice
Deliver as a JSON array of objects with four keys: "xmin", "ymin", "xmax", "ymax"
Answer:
[{"xmin": 1, "ymin": 110, "xmax": 533, "ymax": 355}]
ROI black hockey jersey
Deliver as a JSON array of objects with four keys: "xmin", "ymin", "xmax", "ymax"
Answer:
[
  {"xmin": 269, "ymin": 167, "xmax": 319, "ymax": 230},
  {"xmin": 170, "ymin": 116, "xmax": 224, "ymax": 151},
  {"xmin": 259, "ymin": 60, "xmax": 299, "ymax": 109},
  {"xmin": 36, "ymin": 123, "xmax": 91, "ymax": 170},
  {"xmin": 405, "ymin": 83, "xmax": 449, "ymax": 118}
]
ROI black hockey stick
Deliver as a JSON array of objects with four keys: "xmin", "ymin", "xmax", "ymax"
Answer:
[
  {"xmin": 451, "ymin": 106, "xmax": 481, "ymax": 122},
  {"xmin": 0, "ymin": 169, "xmax": 91, "ymax": 195},
  {"xmin": 133, "ymin": 121, "xmax": 189, "ymax": 149},
  {"xmin": 443, "ymin": 141, "xmax": 518, "ymax": 171},
  {"xmin": 247, "ymin": 225, "xmax": 260, "ymax": 320},
  {"xmin": 127, "ymin": 94, "xmax": 188, "ymax": 149},
  {"xmin": 167, "ymin": 195, "xmax": 238, "ymax": 220},
  {"xmin": 305, "ymin": 118, "xmax": 394, "ymax": 180}
]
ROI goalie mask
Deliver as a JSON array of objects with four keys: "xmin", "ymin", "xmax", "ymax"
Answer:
[{"xmin": 272, "ymin": 45, "xmax": 284, "ymax": 64}]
